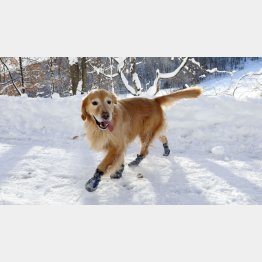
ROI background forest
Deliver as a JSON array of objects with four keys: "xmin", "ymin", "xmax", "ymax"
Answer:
[{"xmin": 1, "ymin": 57, "xmax": 259, "ymax": 97}]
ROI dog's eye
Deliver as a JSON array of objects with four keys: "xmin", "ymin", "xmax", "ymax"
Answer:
[
  {"xmin": 107, "ymin": 100, "xmax": 112, "ymax": 104},
  {"xmin": 92, "ymin": 101, "xmax": 98, "ymax": 106}
]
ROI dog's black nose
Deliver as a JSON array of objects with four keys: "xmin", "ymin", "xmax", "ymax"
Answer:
[{"xmin": 101, "ymin": 111, "xmax": 110, "ymax": 120}]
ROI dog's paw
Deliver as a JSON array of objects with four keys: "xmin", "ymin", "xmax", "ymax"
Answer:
[
  {"xmin": 85, "ymin": 177, "xmax": 100, "ymax": 192},
  {"xmin": 162, "ymin": 143, "xmax": 170, "ymax": 156},
  {"xmin": 128, "ymin": 154, "xmax": 144, "ymax": 167},
  {"xmin": 110, "ymin": 172, "xmax": 122, "ymax": 179},
  {"xmin": 110, "ymin": 164, "xmax": 124, "ymax": 179},
  {"xmin": 85, "ymin": 169, "xmax": 103, "ymax": 192},
  {"xmin": 128, "ymin": 162, "xmax": 138, "ymax": 167},
  {"xmin": 163, "ymin": 148, "xmax": 170, "ymax": 156}
]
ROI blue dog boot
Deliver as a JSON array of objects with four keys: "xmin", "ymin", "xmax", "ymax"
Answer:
[
  {"xmin": 110, "ymin": 164, "xmax": 124, "ymax": 179},
  {"xmin": 85, "ymin": 169, "xmax": 104, "ymax": 192},
  {"xmin": 163, "ymin": 143, "xmax": 170, "ymax": 156},
  {"xmin": 128, "ymin": 154, "xmax": 144, "ymax": 167}
]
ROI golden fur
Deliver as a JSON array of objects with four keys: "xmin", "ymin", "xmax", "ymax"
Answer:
[{"xmin": 81, "ymin": 87, "xmax": 202, "ymax": 175}]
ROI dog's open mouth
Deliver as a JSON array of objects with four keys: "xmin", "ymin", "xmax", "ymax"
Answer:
[{"xmin": 93, "ymin": 116, "xmax": 113, "ymax": 131}]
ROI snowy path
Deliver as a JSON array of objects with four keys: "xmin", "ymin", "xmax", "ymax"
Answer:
[
  {"xmin": 0, "ymin": 92, "xmax": 262, "ymax": 204},
  {"xmin": 0, "ymin": 136, "xmax": 261, "ymax": 204}
]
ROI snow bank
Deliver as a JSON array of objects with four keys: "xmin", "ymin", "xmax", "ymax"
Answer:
[
  {"xmin": 0, "ymin": 95, "xmax": 83, "ymax": 141},
  {"xmin": 202, "ymin": 59, "xmax": 262, "ymax": 98},
  {"xmin": 0, "ymin": 93, "xmax": 261, "ymax": 159},
  {"xmin": 165, "ymin": 96, "xmax": 262, "ymax": 158}
]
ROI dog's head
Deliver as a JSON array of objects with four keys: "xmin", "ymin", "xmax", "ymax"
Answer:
[{"xmin": 81, "ymin": 89, "xmax": 117, "ymax": 131}]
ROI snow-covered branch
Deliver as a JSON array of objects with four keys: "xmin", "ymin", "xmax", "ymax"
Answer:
[
  {"xmin": 68, "ymin": 57, "xmax": 78, "ymax": 65},
  {"xmin": 119, "ymin": 70, "xmax": 137, "ymax": 95},
  {"xmin": 113, "ymin": 57, "xmax": 128, "ymax": 71},
  {"xmin": 189, "ymin": 58, "xmax": 235, "ymax": 80},
  {"xmin": 130, "ymin": 57, "xmax": 142, "ymax": 95},
  {"xmin": 132, "ymin": 72, "xmax": 142, "ymax": 95},
  {"xmin": 86, "ymin": 59, "xmax": 119, "ymax": 79},
  {"xmin": 151, "ymin": 57, "xmax": 189, "ymax": 95},
  {"xmin": 190, "ymin": 58, "xmax": 201, "ymax": 67},
  {"xmin": 206, "ymin": 68, "xmax": 234, "ymax": 76},
  {"xmin": 135, "ymin": 57, "xmax": 145, "ymax": 65},
  {"xmin": 113, "ymin": 57, "xmax": 141, "ymax": 96},
  {"xmin": 233, "ymin": 71, "xmax": 262, "ymax": 96}
]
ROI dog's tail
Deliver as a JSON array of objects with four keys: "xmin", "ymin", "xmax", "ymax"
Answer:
[{"xmin": 154, "ymin": 87, "xmax": 203, "ymax": 107}]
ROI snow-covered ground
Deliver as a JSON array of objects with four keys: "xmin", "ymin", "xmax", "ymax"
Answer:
[
  {"xmin": 202, "ymin": 59, "xmax": 262, "ymax": 98},
  {"xmin": 0, "ymin": 63, "xmax": 262, "ymax": 204}
]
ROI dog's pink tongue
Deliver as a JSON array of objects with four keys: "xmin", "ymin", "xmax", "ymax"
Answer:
[{"xmin": 105, "ymin": 121, "xmax": 113, "ymax": 132}]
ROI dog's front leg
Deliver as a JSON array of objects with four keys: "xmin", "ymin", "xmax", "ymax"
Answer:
[{"xmin": 85, "ymin": 147, "xmax": 124, "ymax": 192}]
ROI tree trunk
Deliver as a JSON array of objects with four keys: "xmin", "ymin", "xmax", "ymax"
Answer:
[
  {"xmin": 50, "ymin": 57, "xmax": 55, "ymax": 95},
  {"xmin": 81, "ymin": 57, "xmax": 87, "ymax": 94},
  {"xmin": 69, "ymin": 59, "xmax": 80, "ymax": 95},
  {"xmin": 3, "ymin": 66, "xmax": 5, "ymax": 82},
  {"xmin": 153, "ymin": 57, "xmax": 188, "ymax": 95},
  {"xmin": 130, "ymin": 57, "xmax": 138, "ymax": 94},
  {"xmin": 19, "ymin": 57, "xmax": 25, "ymax": 93},
  {"xmin": 110, "ymin": 57, "xmax": 114, "ymax": 92}
]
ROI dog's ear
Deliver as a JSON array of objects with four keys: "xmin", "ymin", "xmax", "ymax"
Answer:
[
  {"xmin": 111, "ymin": 93, "xmax": 118, "ymax": 104},
  {"xmin": 81, "ymin": 98, "xmax": 88, "ymax": 121}
]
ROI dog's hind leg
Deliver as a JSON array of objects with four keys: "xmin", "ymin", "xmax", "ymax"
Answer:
[
  {"xmin": 159, "ymin": 135, "xmax": 170, "ymax": 156},
  {"xmin": 128, "ymin": 132, "xmax": 154, "ymax": 167}
]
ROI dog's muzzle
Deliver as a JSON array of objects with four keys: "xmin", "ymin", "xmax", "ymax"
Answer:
[{"xmin": 93, "ymin": 116, "xmax": 113, "ymax": 131}]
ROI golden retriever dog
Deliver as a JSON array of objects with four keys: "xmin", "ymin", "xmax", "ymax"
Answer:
[{"xmin": 81, "ymin": 87, "xmax": 202, "ymax": 192}]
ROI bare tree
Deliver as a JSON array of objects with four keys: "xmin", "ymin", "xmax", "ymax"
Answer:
[
  {"xmin": 130, "ymin": 57, "xmax": 142, "ymax": 95},
  {"xmin": 233, "ymin": 71, "xmax": 262, "ymax": 97},
  {"xmin": 1, "ymin": 57, "xmax": 251, "ymax": 98},
  {"xmin": 81, "ymin": 57, "xmax": 87, "ymax": 93},
  {"xmin": 49, "ymin": 57, "xmax": 55, "ymax": 95},
  {"xmin": 111, "ymin": 57, "xmax": 142, "ymax": 96},
  {"xmin": 152, "ymin": 57, "xmax": 188, "ymax": 95},
  {"xmin": 109, "ymin": 57, "xmax": 115, "ymax": 92},
  {"xmin": 19, "ymin": 57, "xmax": 25, "ymax": 93},
  {"xmin": 56, "ymin": 57, "xmax": 70, "ymax": 96},
  {"xmin": 85, "ymin": 57, "xmax": 119, "ymax": 92},
  {"xmin": 113, "ymin": 57, "xmax": 189, "ymax": 96},
  {"xmin": 0, "ymin": 58, "xmax": 21, "ymax": 96},
  {"xmin": 69, "ymin": 58, "xmax": 80, "ymax": 95}
]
